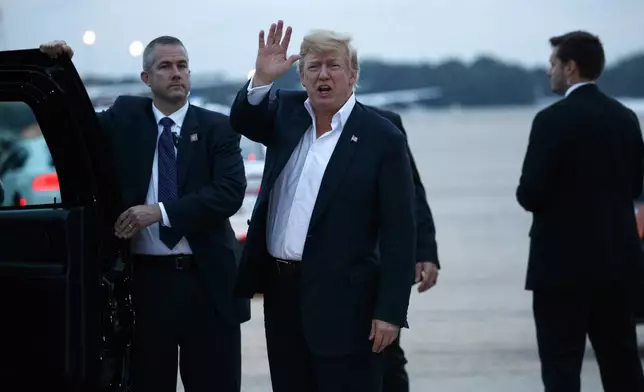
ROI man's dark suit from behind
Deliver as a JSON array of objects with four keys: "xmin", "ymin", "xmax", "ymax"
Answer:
[
  {"xmin": 516, "ymin": 31, "xmax": 644, "ymax": 392},
  {"xmin": 368, "ymin": 106, "xmax": 440, "ymax": 392}
]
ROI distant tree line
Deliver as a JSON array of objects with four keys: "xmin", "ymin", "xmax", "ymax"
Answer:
[
  {"xmin": 56, "ymin": 50, "xmax": 644, "ymax": 107},
  {"xmin": 265, "ymin": 52, "xmax": 644, "ymax": 107},
  {"xmin": 1, "ymin": 52, "xmax": 643, "ymax": 134}
]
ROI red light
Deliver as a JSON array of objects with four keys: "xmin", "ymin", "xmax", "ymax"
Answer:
[
  {"xmin": 32, "ymin": 172, "xmax": 59, "ymax": 192},
  {"xmin": 19, "ymin": 198, "xmax": 27, "ymax": 206},
  {"xmin": 636, "ymin": 204, "xmax": 644, "ymax": 239},
  {"xmin": 248, "ymin": 153, "xmax": 256, "ymax": 161},
  {"xmin": 247, "ymin": 185, "xmax": 261, "ymax": 195}
]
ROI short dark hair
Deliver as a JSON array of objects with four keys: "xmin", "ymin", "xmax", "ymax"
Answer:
[
  {"xmin": 142, "ymin": 36, "xmax": 186, "ymax": 71},
  {"xmin": 549, "ymin": 31, "xmax": 605, "ymax": 80}
]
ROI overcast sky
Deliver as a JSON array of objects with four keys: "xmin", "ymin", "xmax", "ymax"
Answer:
[{"xmin": 2, "ymin": 0, "xmax": 643, "ymax": 79}]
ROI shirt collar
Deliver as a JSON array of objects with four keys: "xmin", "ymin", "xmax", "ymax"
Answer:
[
  {"xmin": 304, "ymin": 93, "xmax": 356, "ymax": 130},
  {"xmin": 565, "ymin": 81, "xmax": 595, "ymax": 97},
  {"xmin": 151, "ymin": 100, "xmax": 190, "ymax": 133}
]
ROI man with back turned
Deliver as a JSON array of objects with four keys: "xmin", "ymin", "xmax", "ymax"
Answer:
[
  {"xmin": 368, "ymin": 105, "xmax": 441, "ymax": 392},
  {"xmin": 517, "ymin": 30, "xmax": 644, "ymax": 392}
]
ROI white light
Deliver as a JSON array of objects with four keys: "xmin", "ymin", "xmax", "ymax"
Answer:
[
  {"xmin": 247, "ymin": 68, "xmax": 255, "ymax": 80},
  {"xmin": 129, "ymin": 40, "xmax": 144, "ymax": 57},
  {"xmin": 82, "ymin": 30, "xmax": 96, "ymax": 46}
]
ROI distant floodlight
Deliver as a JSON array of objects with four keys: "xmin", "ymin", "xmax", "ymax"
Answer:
[
  {"xmin": 129, "ymin": 40, "xmax": 144, "ymax": 57},
  {"xmin": 82, "ymin": 30, "xmax": 96, "ymax": 46},
  {"xmin": 247, "ymin": 68, "xmax": 255, "ymax": 80}
]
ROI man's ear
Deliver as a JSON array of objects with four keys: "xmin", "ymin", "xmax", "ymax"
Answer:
[
  {"xmin": 299, "ymin": 70, "xmax": 306, "ymax": 89},
  {"xmin": 349, "ymin": 70, "xmax": 358, "ymax": 88},
  {"xmin": 141, "ymin": 71, "xmax": 150, "ymax": 86},
  {"xmin": 564, "ymin": 60, "xmax": 578, "ymax": 80}
]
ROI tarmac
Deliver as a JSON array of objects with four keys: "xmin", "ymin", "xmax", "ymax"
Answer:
[{"xmin": 178, "ymin": 107, "xmax": 644, "ymax": 391}]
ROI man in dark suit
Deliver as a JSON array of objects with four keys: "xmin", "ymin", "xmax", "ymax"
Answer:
[
  {"xmin": 230, "ymin": 21, "xmax": 417, "ymax": 391},
  {"xmin": 40, "ymin": 37, "xmax": 248, "ymax": 392},
  {"xmin": 367, "ymin": 106, "xmax": 440, "ymax": 392},
  {"xmin": 516, "ymin": 30, "xmax": 644, "ymax": 392}
]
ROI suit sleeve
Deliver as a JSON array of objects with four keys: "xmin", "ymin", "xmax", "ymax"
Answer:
[
  {"xmin": 95, "ymin": 110, "xmax": 110, "ymax": 132},
  {"xmin": 375, "ymin": 130, "xmax": 417, "ymax": 327},
  {"xmin": 92, "ymin": 100, "xmax": 131, "ymax": 250},
  {"xmin": 229, "ymin": 78, "xmax": 278, "ymax": 146},
  {"xmin": 94, "ymin": 95, "xmax": 122, "ymax": 137},
  {"xmin": 163, "ymin": 118, "xmax": 246, "ymax": 235},
  {"xmin": 516, "ymin": 110, "xmax": 567, "ymax": 212},
  {"xmin": 94, "ymin": 98, "xmax": 121, "ymax": 156},
  {"xmin": 391, "ymin": 114, "xmax": 440, "ymax": 266}
]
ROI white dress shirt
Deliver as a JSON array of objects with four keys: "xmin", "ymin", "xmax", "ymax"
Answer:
[
  {"xmin": 246, "ymin": 77, "xmax": 356, "ymax": 260},
  {"xmin": 130, "ymin": 101, "xmax": 193, "ymax": 255},
  {"xmin": 565, "ymin": 81, "xmax": 595, "ymax": 97}
]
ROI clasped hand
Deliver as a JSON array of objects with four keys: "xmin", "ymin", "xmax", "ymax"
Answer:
[{"xmin": 114, "ymin": 204, "xmax": 162, "ymax": 239}]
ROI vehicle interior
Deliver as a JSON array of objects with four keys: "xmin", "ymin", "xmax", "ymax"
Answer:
[{"xmin": 0, "ymin": 50, "xmax": 132, "ymax": 391}]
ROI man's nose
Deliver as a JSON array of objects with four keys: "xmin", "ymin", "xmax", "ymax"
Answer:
[{"xmin": 319, "ymin": 65, "xmax": 330, "ymax": 78}]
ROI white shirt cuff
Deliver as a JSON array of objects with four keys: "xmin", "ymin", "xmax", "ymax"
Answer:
[
  {"xmin": 159, "ymin": 202, "xmax": 171, "ymax": 227},
  {"xmin": 247, "ymin": 76, "xmax": 273, "ymax": 106}
]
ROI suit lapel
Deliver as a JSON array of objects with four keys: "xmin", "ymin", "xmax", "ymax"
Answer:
[
  {"xmin": 134, "ymin": 107, "xmax": 159, "ymax": 204},
  {"xmin": 177, "ymin": 106, "xmax": 199, "ymax": 191},
  {"xmin": 264, "ymin": 106, "xmax": 311, "ymax": 193},
  {"xmin": 307, "ymin": 104, "xmax": 363, "ymax": 230}
]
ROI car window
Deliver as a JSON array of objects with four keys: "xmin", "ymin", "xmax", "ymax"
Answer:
[
  {"xmin": 0, "ymin": 102, "xmax": 61, "ymax": 207},
  {"xmin": 240, "ymin": 136, "xmax": 265, "ymax": 161}
]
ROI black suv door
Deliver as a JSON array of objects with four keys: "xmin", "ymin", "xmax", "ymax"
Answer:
[{"xmin": 0, "ymin": 49, "xmax": 132, "ymax": 391}]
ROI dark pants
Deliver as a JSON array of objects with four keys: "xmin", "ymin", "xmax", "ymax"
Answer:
[
  {"xmin": 383, "ymin": 335, "xmax": 410, "ymax": 392},
  {"xmin": 533, "ymin": 281, "xmax": 644, "ymax": 392},
  {"xmin": 131, "ymin": 255, "xmax": 241, "ymax": 392},
  {"xmin": 264, "ymin": 261, "xmax": 385, "ymax": 392}
]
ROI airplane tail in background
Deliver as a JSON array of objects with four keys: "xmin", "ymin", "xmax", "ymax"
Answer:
[{"xmin": 356, "ymin": 87, "xmax": 442, "ymax": 107}]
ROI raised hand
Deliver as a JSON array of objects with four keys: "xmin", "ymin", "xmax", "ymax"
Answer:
[
  {"xmin": 39, "ymin": 40, "xmax": 74, "ymax": 59},
  {"xmin": 253, "ymin": 20, "xmax": 300, "ymax": 87}
]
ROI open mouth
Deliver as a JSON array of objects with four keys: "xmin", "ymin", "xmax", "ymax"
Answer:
[{"xmin": 317, "ymin": 85, "xmax": 331, "ymax": 96}]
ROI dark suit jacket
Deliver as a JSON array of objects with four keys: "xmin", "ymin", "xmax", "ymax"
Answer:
[
  {"xmin": 230, "ymin": 82, "xmax": 417, "ymax": 356},
  {"xmin": 96, "ymin": 96, "xmax": 250, "ymax": 325},
  {"xmin": 517, "ymin": 84, "xmax": 644, "ymax": 291},
  {"xmin": 366, "ymin": 106, "xmax": 440, "ymax": 266}
]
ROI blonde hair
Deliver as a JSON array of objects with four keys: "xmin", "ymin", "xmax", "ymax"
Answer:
[{"xmin": 299, "ymin": 29, "xmax": 359, "ymax": 86}]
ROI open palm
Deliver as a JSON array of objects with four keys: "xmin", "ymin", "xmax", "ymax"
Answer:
[{"xmin": 254, "ymin": 20, "xmax": 300, "ymax": 85}]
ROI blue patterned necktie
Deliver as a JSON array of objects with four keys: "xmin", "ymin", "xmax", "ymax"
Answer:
[{"xmin": 158, "ymin": 117, "xmax": 181, "ymax": 249}]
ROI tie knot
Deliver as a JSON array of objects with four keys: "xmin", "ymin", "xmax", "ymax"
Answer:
[{"xmin": 160, "ymin": 117, "xmax": 174, "ymax": 129}]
